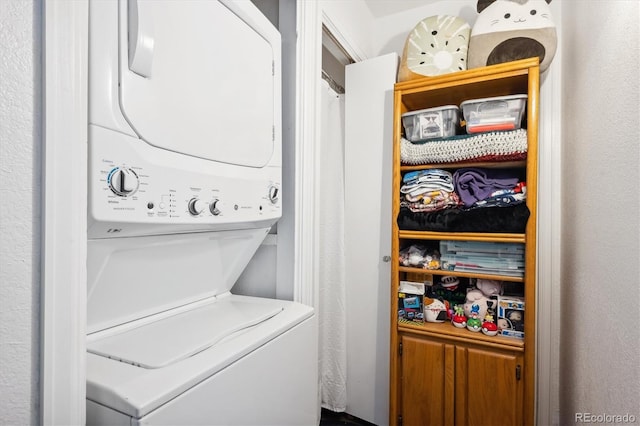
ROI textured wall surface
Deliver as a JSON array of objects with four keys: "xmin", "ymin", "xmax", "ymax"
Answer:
[
  {"xmin": 0, "ymin": 0, "xmax": 42, "ymax": 424},
  {"xmin": 560, "ymin": 0, "xmax": 640, "ymax": 423}
]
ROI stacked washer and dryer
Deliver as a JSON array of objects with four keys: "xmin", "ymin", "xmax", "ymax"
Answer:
[{"xmin": 86, "ymin": 1, "xmax": 317, "ymax": 424}]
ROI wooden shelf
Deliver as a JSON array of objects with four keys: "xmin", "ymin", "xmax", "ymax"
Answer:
[
  {"xmin": 400, "ymin": 160, "xmax": 526, "ymax": 172},
  {"xmin": 398, "ymin": 266, "xmax": 524, "ymax": 283},
  {"xmin": 398, "ymin": 320, "xmax": 525, "ymax": 351},
  {"xmin": 395, "ymin": 58, "xmax": 537, "ymax": 114},
  {"xmin": 399, "ymin": 230, "xmax": 526, "ymax": 244}
]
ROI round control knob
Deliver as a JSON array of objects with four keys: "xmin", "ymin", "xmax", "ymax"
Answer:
[
  {"xmin": 209, "ymin": 199, "xmax": 222, "ymax": 216},
  {"xmin": 108, "ymin": 167, "xmax": 139, "ymax": 197},
  {"xmin": 268, "ymin": 185, "xmax": 279, "ymax": 204},
  {"xmin": 188, "ymin": 198, "xmax": 207, "ymax": 216}
]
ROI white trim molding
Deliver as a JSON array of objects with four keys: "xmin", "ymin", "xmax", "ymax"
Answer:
[
  {"xmin": 41, "ymin": 1, "xmax": 88, "ymax": 424},
  {"xmin": 294, "ymin": 0, "xmax": 322, "ymax": 310},
  {"xmin": 535, "ymin": 5, "xmax": 563, "ymax": 425},
  {"xmin": 536, "ymin": 29, "xmax": 563, "ymax": 426},
  {"xmin": 294, "ymin": 0, "xmax": 372, "ymax": 311}
]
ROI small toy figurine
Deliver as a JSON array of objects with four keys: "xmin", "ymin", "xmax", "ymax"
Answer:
[
  {"xmin": 440, "ymin": 276, "xmax": 460, "ymax": 291},
  {"xmin": 471, "ymin": 304, "xmax": 480, "ymax": 316},
  {"xmin": 481, "ymin": 313, "xmax": 499, "ymax": 336},
  {"xmin": 424, "ymin": 297, "xmax": 447, "ymax": 323},
  {"xmin": 497, "ymin": 318, "xmax": 513, "ymax": 332},
  {"xmin": 507, "ymin": 310, "xmax": 525, "ymax": 332},
  {"xmin": 463, "ymin": 289, "xmax": 490, "ymax": 321},
  {"xmin": 451, "ymin": 305, "xmax": 467, "ymax": 328},
  {"xmin": 466, "ymin": 305, "xmax": 482, "ymax": 332}
]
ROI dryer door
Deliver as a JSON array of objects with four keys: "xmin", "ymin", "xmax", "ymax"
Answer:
[{"xmin": 118, "ymin": 0, "xmax": 278, "ymax": 168}]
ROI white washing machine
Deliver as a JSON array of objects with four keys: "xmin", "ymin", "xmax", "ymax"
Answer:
[{"xmin": 85, "ymin": 1, "xmax": 318, "ymax": 424}]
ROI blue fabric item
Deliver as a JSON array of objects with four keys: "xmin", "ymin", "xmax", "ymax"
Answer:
[{"xmin": 403, "ymin": 168, "xmax": 452, "ymax": 185}]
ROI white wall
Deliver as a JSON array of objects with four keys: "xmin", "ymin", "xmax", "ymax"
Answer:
[
  {"xmin": 559, "ymin": 1, "xmax": 640, "ymax": 423},
  {"xmin": 0, "ymin": 1, "xmax": 41, "ymax": 425}
]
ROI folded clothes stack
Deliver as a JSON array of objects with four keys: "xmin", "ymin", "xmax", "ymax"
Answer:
[
  {"xmin": 397, "ymin": 167, "xmax": 529, "ymax": 233},
  {"xmin": 397, "ymin": 203, "xmax": 530, "ymax": 233},
  {"xmin": 400, "ymin": 169, "xmax": 460, "ymax": 213},
  {"xmin": 453, "ymin": 168, "xmax": 526, "ymax": 209}
]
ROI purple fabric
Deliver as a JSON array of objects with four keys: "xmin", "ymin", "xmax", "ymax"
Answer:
[{"xmin": 453, "ymin": 168, "xmax": 520, "ymax": 207}]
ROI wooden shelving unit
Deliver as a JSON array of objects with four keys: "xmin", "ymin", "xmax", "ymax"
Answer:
[{"xmin": 389, "ymin": 58, "xmax": 540, "ymax": 426}]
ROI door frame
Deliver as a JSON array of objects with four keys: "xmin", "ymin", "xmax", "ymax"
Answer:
[
  {"xmin": 41, "ymin": 1, "xmax": 88, "ymax": 424},
  {"xmin": 292, "ymin": 0, "xmax": 321, "ymax": 309},
  {"xmin": 293, "ymin": 0, "xmax": 368, "ymax": 311}
]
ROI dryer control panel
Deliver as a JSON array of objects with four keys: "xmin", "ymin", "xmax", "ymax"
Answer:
[{"xmin": 89, "ymin": 125, "xmax": 281, "ymax": 239}]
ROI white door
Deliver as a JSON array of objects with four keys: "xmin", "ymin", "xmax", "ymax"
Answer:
[
  {"xmin": 344, "ymin": 53, "xmax": 397, "ymax": 426},
  {"xmin": 119, "ymin": 0, "xmax": 277, "ymax": 167}
]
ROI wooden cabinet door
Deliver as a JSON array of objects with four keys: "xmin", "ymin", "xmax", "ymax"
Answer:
[
  {"xmin": 401, "ymin": 335, "xmax": 455, "ymax": 426},
  {"xmin": 455, "ymin": 346, "xmax": 523, "ymax": 426}
]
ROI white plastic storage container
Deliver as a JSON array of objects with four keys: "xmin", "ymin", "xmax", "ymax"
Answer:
[
  {"xmin": 460, "ymin": 94, "xmax": 527, "ymax": 134},
  {"xmin": 402, "ymin": 105, "xmax": 460, "ymax": 142}
]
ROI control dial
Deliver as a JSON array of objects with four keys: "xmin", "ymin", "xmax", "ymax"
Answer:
[
  {"xmin": 108, "ymin": 167, "xmax": 139, "ymax": 197},
  {"xmin": 188, "ymin": 198, "xmax": 207, "ymax": 216},
  {"xmin": 268, "ymin": 185, "xmax": 279, "ymax": 204},
  {"xmin": 209, "ymin": 199, "xmax": 222, "ymax": 216}
]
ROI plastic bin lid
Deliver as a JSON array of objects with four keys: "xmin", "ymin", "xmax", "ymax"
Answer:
[
  {"xmin": 402, "ymin": 105, "xmax": 459, "ymax": 117},
  {"xmin": 460, "ymin": 94, "xmax": 527, "ymax": 108}
]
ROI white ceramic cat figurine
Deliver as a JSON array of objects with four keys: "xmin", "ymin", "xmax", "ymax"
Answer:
[{"xmin": 468, "ymin": 0, "xmax": 557, "ymax": 71}]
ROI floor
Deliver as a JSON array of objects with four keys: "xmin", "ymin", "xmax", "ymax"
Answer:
[{"xmin": 319, "ymin": 408, "xmax": 376, "ymax": 426}]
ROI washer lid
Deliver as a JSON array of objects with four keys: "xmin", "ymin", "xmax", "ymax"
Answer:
[
  {"xmin": 119, "ymin": 0, "xmax": 278, "ymax": 167},
  {"xmin": 87, "ymin": 296, "xmax": 283, "ymax": 369},
  {"xmin": 87, "ymin": 228, "xmax": 271, "ymax": 334},
  {"xmin": 86, "ymin": 296, "xmax": 314, "ymax": 419}
]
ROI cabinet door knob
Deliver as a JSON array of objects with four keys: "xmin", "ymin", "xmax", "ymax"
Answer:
[{"xmin": 382, "ymin": 255, "xmax": 391, "ymax": 262}]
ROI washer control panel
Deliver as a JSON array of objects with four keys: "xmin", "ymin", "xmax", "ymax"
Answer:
[{"xmin": 89, "ymin": 126, "xmax": 281, "ymax": 238}]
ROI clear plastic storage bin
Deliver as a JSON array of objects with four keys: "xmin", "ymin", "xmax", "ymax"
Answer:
[
  {"xmin": 402, "ymin": 105, "xmax": 460, "ymax": 142},
  {"xmin": 460, "ymin": 94, "xmax": 527, "ymax": 134}
]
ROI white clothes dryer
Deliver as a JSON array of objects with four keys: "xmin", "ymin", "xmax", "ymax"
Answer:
[{"xmin": 85, "ymin": 1, "xmax": 317, "ymax": 424}]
